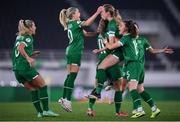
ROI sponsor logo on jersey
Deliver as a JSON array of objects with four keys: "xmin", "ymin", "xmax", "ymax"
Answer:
[{"xmin": 26, "ymin": 38, "xmax": 31, "ymax": 42}]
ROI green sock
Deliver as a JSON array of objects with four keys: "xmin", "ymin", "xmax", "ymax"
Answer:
[
  {"xmin": 63, "ymin": 74, "xmax": 70, "ymax": 98},
  {"xmin": 130, "ymin": 89, "xmax": 141, "ymax": 110},
  {"xmin": 95, "ymin": 69, "xmax": 106, "ymax": 94},
  {"xmin": 66, "ymin": 72, "xmax": 77, "ymax": 101},
  {"xmin": 114, "ymin": 91, "xmax": 122, "ymax": 114},
  {"xmin": 39, "ymin": 86, "xmax": 49, "ymax": 111},
  {"xmin": 140, "ymin": 90, "xmax": 155, "ymax": 107},
  {"xmin": 31, "ymin": 90, "xmax": 43, "ymax": 113},
  {"xmin": 88, "ymin": 98, "xmax": 96, "ymax": 110}
]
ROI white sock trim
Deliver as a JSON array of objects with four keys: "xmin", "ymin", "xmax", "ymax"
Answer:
[
  {"xmin": 134, "ymin": 98, "xmax": 141, "ymax": 103},
  {"xmin": 64, "ymin": 86, "xmax": 73, "ymax": 90},
  {"xmin": 40, "ymin": 97, "xmax": 48, "ymax": 100},
  {"xmin": 33, "ymin": 75, "xmax": 39, "ymax": 79},
  {"xmin": 146, "ymin": 98, "xmax": 152, "ymax": 103},
  {"xmin": 32, "ymin": 100, "xmax": 40, "ymax": 103}
]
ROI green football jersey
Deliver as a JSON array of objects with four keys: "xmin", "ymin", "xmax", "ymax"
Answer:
[
  {"xmin": 136, "ymin": 35, "xmax": 152, "ymax": 64},
  {"xmin": 106, "ymin": 19, "xmax": 122, "ymax": 55},
  {"xmin": 120, "ymin": 34, "xmax": 139, "ymax": 64},
  {"xmin": 97, "ymin": 34, "xmax": 108, "ymax": 61},
  {"xmin": 106, "ymin": 19, "xmax": 119, "ymax": 38},
  {"xmin": 66, "ymin": 20, "xmax": 84, "ymax": 55},
  {"xmin": 12, "ymin": 34, "xmax": 34, "ymax": 70}
]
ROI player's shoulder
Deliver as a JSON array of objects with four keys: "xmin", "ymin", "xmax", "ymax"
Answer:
[
  {"xmin": 138, "ymin": 35, "xmax": 148, "ymax": 41},
  {"xmin": 23, "ymin": 34, "xmax": 33, "ymax": 43},
  {"xmin": 16, "ymin": 35, "xmax": 24, "ymax": 41}
]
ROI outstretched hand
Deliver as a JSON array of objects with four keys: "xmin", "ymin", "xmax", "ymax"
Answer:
[
  {"xmin": 31, "ymin": 51, "xmax": 40, "ymax": 58},
  {"xmin": 96, "ymin": 6, "xmax": 103, "ymax": 14},
  {"xmin": 163, "ymin": 47, "xmax": 174, "ymax": 54},
  {"xmin": 92, "ymin": 49, "xmax": 100, "ymax": 54}
]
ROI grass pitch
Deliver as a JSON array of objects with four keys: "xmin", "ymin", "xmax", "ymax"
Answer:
[{"xmin": 0, "ymin": 101, "xmax": 180, "ymax": 121}]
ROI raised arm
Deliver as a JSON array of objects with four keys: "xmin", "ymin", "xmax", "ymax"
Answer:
[
  {"xmin": 81, "ymin": 6, "xmax": 103, "ymax": 27},
  {"xmin": 83, "ymin": 30, "xmax": 98, "ymax": 37}
]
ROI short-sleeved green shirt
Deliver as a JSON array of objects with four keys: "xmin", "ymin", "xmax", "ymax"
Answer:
[
  {"xmin": 12, "ymin": 34, "xmax": 33, "ymax": 70},
  {"xmin": 136, "ymin": 35, "xmax": 152, "ymax": 65},
  {"xmin": 106, "ymin": 19, "xmax": 119, "ymax": 38},
  {"xmin": 120, "ymin": 34, "xmax": 139, "ymax": 64},
  {"xmin": 66, "ymin": 20, "xmax": 84, "ymax": 56}
]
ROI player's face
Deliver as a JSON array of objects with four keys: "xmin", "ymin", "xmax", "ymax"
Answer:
[
  {"xmin": 73, "ymin": 9, "xmax": 80, "ymax": 20},
  {"xmin": 101, "ymin": 7, "xmax": 108, "ymax": 20},
  {"xmin": 29, "ymin": 22, "xmax": 36, "ymax": 35},
  {"xmin": 119, "ymin": 22, "xmax": 126, "ymax": 35}
]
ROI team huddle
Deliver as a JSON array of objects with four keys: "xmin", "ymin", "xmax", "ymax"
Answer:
[{"xmin": 12, "ymin": 4, "xmax": 173, "ymax": 119}]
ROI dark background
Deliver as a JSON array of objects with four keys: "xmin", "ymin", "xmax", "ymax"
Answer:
[{"xmin": 0, "ymin": 0, "xmax": 180, "ymax": 50}]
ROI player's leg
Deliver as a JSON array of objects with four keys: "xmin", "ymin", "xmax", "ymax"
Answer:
[
  {"xmin": 94, "ymin": 54, "xmax": 119, "ymax": 97},
  {"xmin": 62, "ymin": 65, "xmax": 71, "ymax": 99},
  {"xmin": 105, "ymin": 64, "xmax": 128, "ymax": 117},
  {"xmin": 113, "ymin": 80, "xmax": 128, "ymax": 117},
  {"xmin": 65, "ymin": 64, "xmax": 79, "ymax": 101},
  {"xmin": 23, "ymin": 81, "xmax": 43, "ymax": 117},
  {"xmin": 87, "ymin": 82, "xmax": 97, "ymax": 117},
  {"xmin": 126, "ymin": 62, "xmax": 144, "ymax": 118},
  {"xmin": 59, "ymin": 54, "xmax": 80, "ymax": 112},
  {"xmin": 14, "ymin": 70, "xmax": 44, "ymax": 117},
  {"xmin": 32, "ymin": 75, "xmax": 59, "ymax": 117},
  {"xmin": 137, "ymin": 84, "xmax": 160, "ymax": 118},
  {"xmin": 88, "ymin": 79, "xmax": 97, "ymax": 110}
]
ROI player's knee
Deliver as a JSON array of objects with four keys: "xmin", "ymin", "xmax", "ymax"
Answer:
[
  {"xmin": 70, "ymin": 65, "xmax": 79, "ymax": 72},
  {"xmin": 32, "ymin": 76, "xmax": 46, "ymax": 88},
  {"xmin": 113, "ymin": 81, "xmax": 121, "ymax": 91},
  {"xmin": 128, "ymin": 81, "xmax": 138, "ymax": 91},
  {"xmin": 137, "ymin": 84, "xmax": 144, "ymax": 93},
  {"xmin": 120, "ymin": 79, "xmax": 127, "ymax": 92},
  {"xmin": 24, "ymin": 84, "xmax": 37, "ymax": 91},
  {"xmin": 98, "ymin": 64, "xmax": 106, "ymax": 69}
]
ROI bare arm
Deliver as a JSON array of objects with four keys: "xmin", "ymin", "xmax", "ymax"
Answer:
[
  {"xmin": 31, "ymin": 51, "xmax": 40, "ymax": 58},
  {"xmin": 83, "ymin": 30, "xmax": 98, "ymax": 37},
  {"xmin": 81, "ymin": 6, "xmax": 103, "ymax": 27},
  {"xmin": 18, "ymin": 43, "xmax": 35, "ymax": 67},
  {"xmin": 148, "ymin": 47, "xmax": 174, "ymax": 54},
  {"xmin": 105, "ymin": 39, "xmax": 122, "ymax": 50},
  {"xmin": 93, "ymin": 39, "xmax": 122, "ymax": 54}
]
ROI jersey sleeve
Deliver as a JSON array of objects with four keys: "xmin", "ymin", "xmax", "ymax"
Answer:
[
  {"xmin": 144, "ymin": 38, "xmax": 152, "ymax": 50},
  {"xmin": 21, "ymin": 36, "xmax": 33, "ymax": 47},
  {"xmin": 77, "ymin": 20, "xmax": 85, "ymax": 27},
  {"xmin": 119, "ymin": 36, "xmax": 128, "ymax": 46}
]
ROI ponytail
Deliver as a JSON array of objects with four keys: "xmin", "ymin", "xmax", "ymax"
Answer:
[
  {"xmin": 18, "ymin": 19, "xmax": 33, "ymax": 36},
  {"xmin": 59, "ymin": 9, "xmax": 68, "ymax": 30},
  {"xmin": 114, "ymin": 9, "xmax": 122, "ymax": 26},
  {"xmin": 97, "ymin": 19, "xmax": 108, "ymax": 38}
]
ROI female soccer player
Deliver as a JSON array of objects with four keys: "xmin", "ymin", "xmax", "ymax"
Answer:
[
  {"xmin": 96, "ymin": 20, "xmax": 173, "ymax": 118},
  {"xmin": 87, "ymin": 4, "xmax": 128, "ymax": 117},
  {"xmin": 130, "ymin": 22, "xmax": 173, "ymax": 118},
  {"xmin": 12, "ymin": 20, "xmax": 59, "ymax": 118},
  {"xmin": 58, "ymin": 6, "xmax": 103, "ymax": 112}
]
